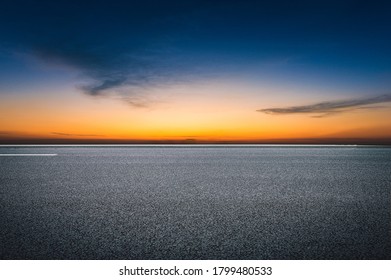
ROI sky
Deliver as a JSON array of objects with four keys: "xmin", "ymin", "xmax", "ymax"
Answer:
[{"xmin": 1, "ymin": 0, "xmax": 391, "ymax": 144}]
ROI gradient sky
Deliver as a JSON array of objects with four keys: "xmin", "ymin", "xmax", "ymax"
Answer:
[{"xmin": 1, "ymin": 0, "xmax": 391, "ymax": 143}]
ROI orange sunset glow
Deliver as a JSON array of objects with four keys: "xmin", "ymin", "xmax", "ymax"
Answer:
[{"xmin": 1, "ymin": 80, "xmax": 391, "ymax": 144}]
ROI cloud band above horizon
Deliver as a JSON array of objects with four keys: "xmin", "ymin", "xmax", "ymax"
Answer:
[{"xmin": 257, "ymin": 94, "xmax": 391, "ymax": 117}]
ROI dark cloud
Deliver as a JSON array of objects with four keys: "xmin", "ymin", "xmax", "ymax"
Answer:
[
  {"xmin": 31, "ymin": 41, "xmax": 210, "ymax": 103},
  {"xmin": 33, "ymin": 45, "xmax": 166, "ymax": 97},
  {"xmin": 257, "ymin": 94, "xmax": 391, "ymax": 117},
  {"xmin": 79, "ymin": 77, "xmax": 128, "ymax": 96}
]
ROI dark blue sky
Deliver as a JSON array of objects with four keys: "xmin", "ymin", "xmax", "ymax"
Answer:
[{"xmin": 1, "ymin": 0, "xmax": 390, "ymax": 94}]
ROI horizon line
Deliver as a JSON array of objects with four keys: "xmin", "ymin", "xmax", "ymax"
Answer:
[{"xmin": 0, "ymin": 144, "xmax": 383, "ymax": 147}]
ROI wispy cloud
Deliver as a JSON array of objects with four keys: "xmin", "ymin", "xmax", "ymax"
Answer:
[
  {"xmin": 257, "ymin": 94, "xmax": 391, "ymax": 117},
  {"xmin": 51, "ymin": 132, "xmax": 105, "ymax": 137},
  {"xmin": 79, "ymin": 77, "xmax": 128, "ymax": 96},
  {"xmin": 31, "ymin": 42, "xmax": 210, "ymax": 108},
  {"xmin": 34, "ymin": 45, "xmax": 167, "ymax": 96}
]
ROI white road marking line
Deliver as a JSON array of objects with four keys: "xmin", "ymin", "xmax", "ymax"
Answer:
[{"xmin": 0, "ymin": 154, "xmax": 58, "ymax": 156}]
